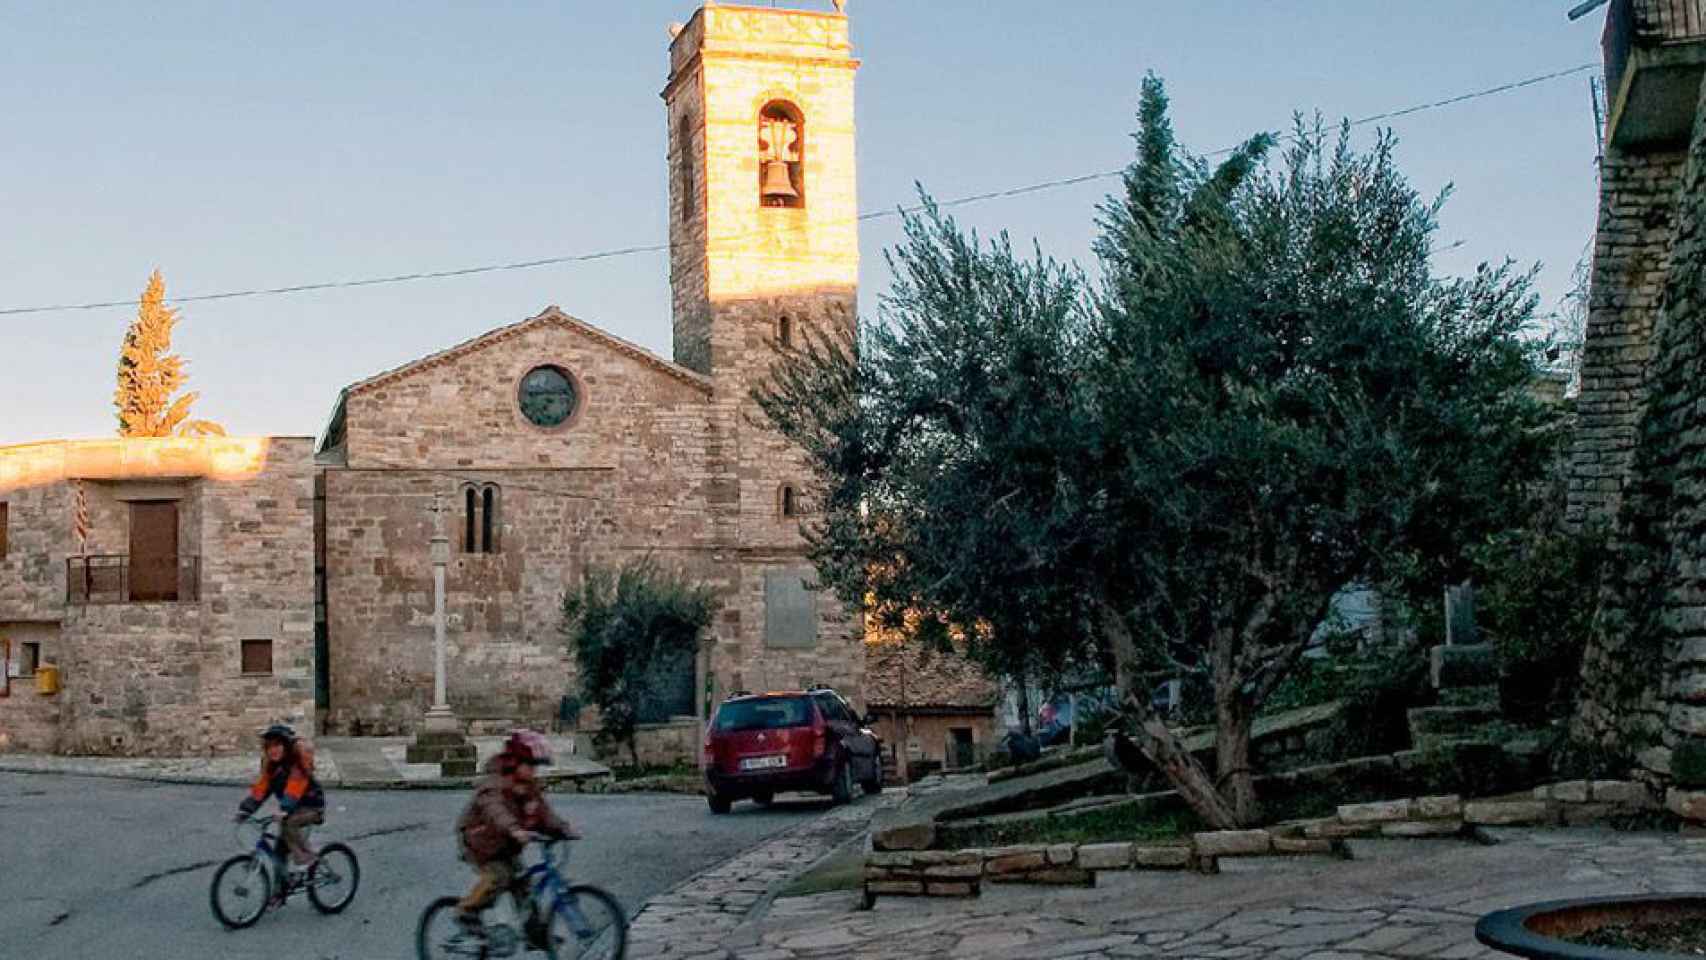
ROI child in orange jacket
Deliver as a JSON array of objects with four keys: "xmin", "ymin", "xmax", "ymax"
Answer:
[{"xmin": 235, "ymin": 724, "xmax": 326, "ymax": 875}]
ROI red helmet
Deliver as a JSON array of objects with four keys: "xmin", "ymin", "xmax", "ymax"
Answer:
[{"xmin": 503, "ymin": 729, "xmax": 552, "ymax": 767}]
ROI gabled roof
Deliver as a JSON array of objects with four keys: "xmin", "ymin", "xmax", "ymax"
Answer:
[
  {"xmin": 865, "ymin": 638, "xmax": 1001, "ymax": 711},
  {"xmin": 316, "ymin": 306, "xmax": 714, "ymax": 455},
  {"xmin": 343, "ymin": 305, "xmax": 714, "ymax": 399}
]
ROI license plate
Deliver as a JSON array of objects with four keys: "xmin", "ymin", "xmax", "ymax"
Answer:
[{"xmin": 739, "ymin": 755, "xmax": 787, "ymax": 771}]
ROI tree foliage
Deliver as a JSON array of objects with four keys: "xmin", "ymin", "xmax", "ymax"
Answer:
[
  {"xmin": 114, "ymin": 271, "xmax": 224, "ymax": 438},
  {"xmin": 562, "ymin": 556, "xmax": 717, "ymax": 767},
  {"xmin": 755, "ymin": 74, "xmax": 1561, "ymax": 828}
]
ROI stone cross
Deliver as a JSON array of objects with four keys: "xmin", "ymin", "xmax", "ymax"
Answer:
[{"xmin": 423, "ymin": 493, "xmax": 458, "ymax": 732}]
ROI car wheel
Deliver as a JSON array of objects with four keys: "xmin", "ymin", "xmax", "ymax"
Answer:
[
  {"xmin": 753, "ymin": 791, "xmax": 775, "ymax": 807},
  {"xmin": 860, "ymin": 758, "xmax": 882, "ymax": 796},
  {"xmin": 708, "ymin": 793, "xmax": 733, "ymax": 815},
  {"xmin": 830, "ymin": 758, "xmax": 854, "ymax": 805}
]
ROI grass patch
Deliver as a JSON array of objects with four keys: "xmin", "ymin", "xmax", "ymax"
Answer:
[
  {"xmin": 775, "ymin": 844, "xmax": 865, "ymax": 899},
  {"xmin": 947, "ymin": 803, "xmax": 1203, "ymax": 849}
]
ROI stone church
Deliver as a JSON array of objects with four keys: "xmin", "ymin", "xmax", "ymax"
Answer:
[
  {"xmin": 314, "ymin": 1, "xmax": 865, "ymax": 735},
  {"xmin": 0, "ymin": 2, "xmax": 867, "ymax": 753}
]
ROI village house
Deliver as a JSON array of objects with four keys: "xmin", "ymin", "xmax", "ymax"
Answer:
[
  {"xmin": 0, "ymin": 2, "xmax": 868, "ymax": 756},
  {"xmin": 865, "ymin": 639, "xmax": 1000, "ymax": 777},
  {"xmin": 0, "ymin": 437, "xmax": 315, "ymax": 755}
]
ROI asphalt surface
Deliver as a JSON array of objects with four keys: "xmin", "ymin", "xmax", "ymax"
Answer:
[{"xmin": 1, "ymin": 772, "xmax": 827, "ymax": 959}]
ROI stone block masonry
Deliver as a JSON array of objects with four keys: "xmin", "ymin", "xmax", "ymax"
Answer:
[
  {"xmin": 0, "ymin": 437, "xmax": 317, "ymax": 756},
  {"xmin": 1574, "ymin": 72, "xmax": 1706, "ymax": 785}
]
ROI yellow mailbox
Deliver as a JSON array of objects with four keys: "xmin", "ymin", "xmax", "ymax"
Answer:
[{"xmin": 36, "ymin": 663, "xmax": 61, "ymax": 695}]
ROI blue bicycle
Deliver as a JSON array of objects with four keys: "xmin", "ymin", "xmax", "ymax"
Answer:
[
  {"xmin": 210, "ymin": 814, "xmax": 360, "ymax": 929},
  {"xmin": 417, "ymin": 838, "xmax": 626, "ymax": 959}
]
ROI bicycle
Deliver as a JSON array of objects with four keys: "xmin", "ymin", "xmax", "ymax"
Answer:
[
  {"xmin": 417, "ymin": 837, "xmax": 627, "ymax": 960},
  {"xmin": 209, "ymin": 814, "xmax": 361, "ymax": 929}
]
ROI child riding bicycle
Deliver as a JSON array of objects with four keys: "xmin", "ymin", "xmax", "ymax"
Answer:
[
  {"xmin": 455, "ymin": 730, "xmax": 578, "ymax": 940},
  {"xmin": 233, "ymin": 724, "xmax": 326, "ymax": 889}
]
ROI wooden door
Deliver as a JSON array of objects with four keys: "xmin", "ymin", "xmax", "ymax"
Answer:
[{"xmin": 129, "ymin": 501, "xmax": 179, "ymax": 602}]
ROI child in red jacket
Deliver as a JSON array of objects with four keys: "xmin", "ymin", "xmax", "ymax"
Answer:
[{"xmin": 454, "ymin": 730, "xmax": 578, "ymax": 935}]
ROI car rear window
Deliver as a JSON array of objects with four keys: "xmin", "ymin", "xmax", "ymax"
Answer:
[{"xmin": 714, "ymin": 696, "xmax": 813, "ymax": 732}]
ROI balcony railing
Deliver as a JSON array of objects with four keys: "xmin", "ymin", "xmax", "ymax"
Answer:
[
  {"xmin": 66, "ymin": 555, "xmax": 201, "ymax": 604},
  {"xmin": 1606, "ymin": 0, "xmax": 1706, "ymax": 98}
]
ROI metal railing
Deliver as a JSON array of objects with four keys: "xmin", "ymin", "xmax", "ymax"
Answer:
[
  {"xmin": 66, "ymin": 555, "xmax": 200, "ymax": 604},
  {"xmin": 1606, "ymin": 0, "xmax": 1706, "ymax": 97}
]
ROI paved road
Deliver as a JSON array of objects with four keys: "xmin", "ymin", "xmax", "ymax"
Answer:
[{"xmin": 1, "ymin": 772, "xmax": 827, "ymax": 960}]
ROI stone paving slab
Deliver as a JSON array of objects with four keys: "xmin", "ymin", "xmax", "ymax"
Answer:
[
  {"xmin": 625, "ymin": 792, "xmax": 903, "ymax": 959},
  {"xmin": 0, "ymin": 734, "xmax": 609, "ymax": 789},
  {"xmin": 706, "ymin": 827, "xmax": 1706, "ymax": 960}
]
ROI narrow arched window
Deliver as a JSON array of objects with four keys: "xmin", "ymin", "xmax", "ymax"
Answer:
[
  {"xmin": 777, "ymin": 315, "xmax": 793, "ymax": 349},
  {"xmin": 780, "ymin": 485, "xmax": 799, "ymax": 518},
  {"xmin": 758, "ymin": 101, "xmax": 804, "ymax": 208},
  {"xmin": 678, "ymin": 116, "xmax": 695, "ymax": 223},
  {"xmin": 481, "ymin": 485, "xmax": 499, "ymax": 554},
  {"xmin": 463, "ymin": 486, "xmax": 478, "ymax": 554}
]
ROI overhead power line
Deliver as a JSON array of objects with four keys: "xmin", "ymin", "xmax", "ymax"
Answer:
[{"xmin": 0, "ymin": 62, "xmax": 1595, "ymax": 319}]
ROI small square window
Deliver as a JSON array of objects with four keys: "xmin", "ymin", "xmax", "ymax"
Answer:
[
  {"xmin": 19, "ymin": 641, "xmax": 41, "ymax": 677},
  {"xmin": 241, "ymin": 639, "xmax": 273, "ymax": 676}
]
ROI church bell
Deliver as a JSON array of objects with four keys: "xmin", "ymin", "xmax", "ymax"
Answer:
[{"xmin": 760, "ymin": 159, "xmax": 798, "ymax": 202}]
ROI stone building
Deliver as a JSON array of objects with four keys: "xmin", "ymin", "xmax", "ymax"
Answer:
[
  {"xmin": 0, "ymin": 2, "xmax": 868, "ymax": 755},
  {"xmin": 312, "ymin": 1, "xmax": 865, "ymax": 736},
  {"xmin": 865, "ymin": 640, "xmax": 1000, "ymax": 776},
  {"xmin": 0, "ymin": 437, "xmax": 315, "ymax": 756},
  {"xmin": 1569, "ymin": 0, "xmax": 1706, "ymax": 788}
]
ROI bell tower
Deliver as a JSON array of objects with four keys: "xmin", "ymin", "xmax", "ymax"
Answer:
[
  {"xmin": 662, "ymin": 3, "xmax": 864, "ymax": 704},
  {"xmin": 663, "ymin": 2, "xmax": 860, "ymax": 376}
]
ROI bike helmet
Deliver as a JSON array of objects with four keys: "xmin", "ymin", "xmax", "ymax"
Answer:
[
  {"xmin": 260, "ymin": 723, "xmax": 297, "ymax": 744},
  {"xmin": 503, "ymin": 729, "xmax": 552, "ymax": 767}
]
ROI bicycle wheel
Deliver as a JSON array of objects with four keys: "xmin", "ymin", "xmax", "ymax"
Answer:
[
  {"xmin": 417, "ymin": 896, "xmax": 489, "ymax": 960},
  {"xmin": 210, "ymin": 854, "xmax": 272, "ymax": 930},
  {"xmin": 545, "ymin": 884, "xmax": 627, "ymax": 960},
  {"xmin": 307, "ymin": 843, "xmax": 361, "ymax": 914}
]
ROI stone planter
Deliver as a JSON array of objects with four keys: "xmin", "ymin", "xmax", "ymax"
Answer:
[{"xmin": 1476, "ymin": 894, "xmax": 1706, "ymax": 959}]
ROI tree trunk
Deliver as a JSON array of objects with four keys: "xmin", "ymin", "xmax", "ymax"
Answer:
[
  {"xmin": 1211, "ymin": 627, "xmax": 1260, "ymax": 826},
  {"xmin": 1016, "ymin": 670, "xmax": 1033, "ymax": 737},
  {"xmin": 1119, "ymin": 690, "xmax": 1243, "ymax": 829},
  {"xmin": 1214, "ymin": 689, "xmax": 1259, "ymax": 825},
  {"xmin": 1099, "ymin": 600, "xmax": 1243, "ymax": 830}
]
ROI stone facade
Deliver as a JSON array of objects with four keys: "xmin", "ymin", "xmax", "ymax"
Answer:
[
  {"xmin": 1573, "ymin": 49, "xmax": 1706, "ymax": 782},
  {"xmin": 316, "ymin": 3, "xmax": 865, "ymax": 736},
  {"xmin": 0, "ymin": 437, "xmax": 316, "ymax": 755},
  {"xmin": 866, "ymin": 639, "xmax": 999, "ymax": 770}
]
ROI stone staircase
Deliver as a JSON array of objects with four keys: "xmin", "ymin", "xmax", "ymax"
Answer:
[
  {"xmin": 1409, "ymin": 644, "xmax": 1503, "ymax": 752},
  {"xmin": 405, "ymin": 730, "xmax": 478, "ymax": 777}
]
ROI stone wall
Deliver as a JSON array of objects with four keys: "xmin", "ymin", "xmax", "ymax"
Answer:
[
  {"xmin": 1575, "ymin": 74, "xmax": 1706, "ymax": 781},
  {"xmin": 0, "ymin": 436, "xmax": 315, "ymax": 756},
  {"xmin": 870, "ymin": 712, "xmax": 996, "ymax": 770},
  {"xmin": 1566, "ymin": 149, "xmax": 1690, "ymax": 527},
  {"xmin": 0, "ymin": 621, "xmax": 64, "ymax": 752},
  {"xmin": 665, "ymin": 3, "xmax": 865, "ymax": 714}
]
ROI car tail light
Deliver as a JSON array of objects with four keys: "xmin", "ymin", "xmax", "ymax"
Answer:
[{"xmin": 811, "ymin": 715, "xmax": 827, "ymax": 756}]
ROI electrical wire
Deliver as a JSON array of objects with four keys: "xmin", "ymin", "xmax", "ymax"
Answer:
[{"xmin": 0, "ymin": 63, "xmax": 1595, "ymax": 318}]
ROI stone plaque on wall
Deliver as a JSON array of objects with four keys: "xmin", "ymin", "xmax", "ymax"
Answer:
[{"xmin": 764, "ymin": 569, "xmax": 818, "ymax": 649}]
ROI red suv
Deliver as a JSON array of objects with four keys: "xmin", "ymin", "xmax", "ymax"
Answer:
[{"xmin": 702, "ymin": 689, "xmax": 883, "ymax": 814}]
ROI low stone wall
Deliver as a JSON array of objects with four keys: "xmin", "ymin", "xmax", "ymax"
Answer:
[
  {"xmin": 592, "ymin": 716, "xmax": 702, "ymax": 768},
  {"xmin": 867, "ymin": 778, "xmax": 1678, "ymax": 902}
]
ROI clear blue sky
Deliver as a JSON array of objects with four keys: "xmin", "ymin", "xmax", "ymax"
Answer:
[{"xmin": 1, "ymin": 1, "xmax": 1605, "ymax": 445}]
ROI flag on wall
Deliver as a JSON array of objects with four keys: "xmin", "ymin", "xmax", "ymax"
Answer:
[{"xmin": 72, "ymin": 479, "xmax": 90, "ymax": 554}]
